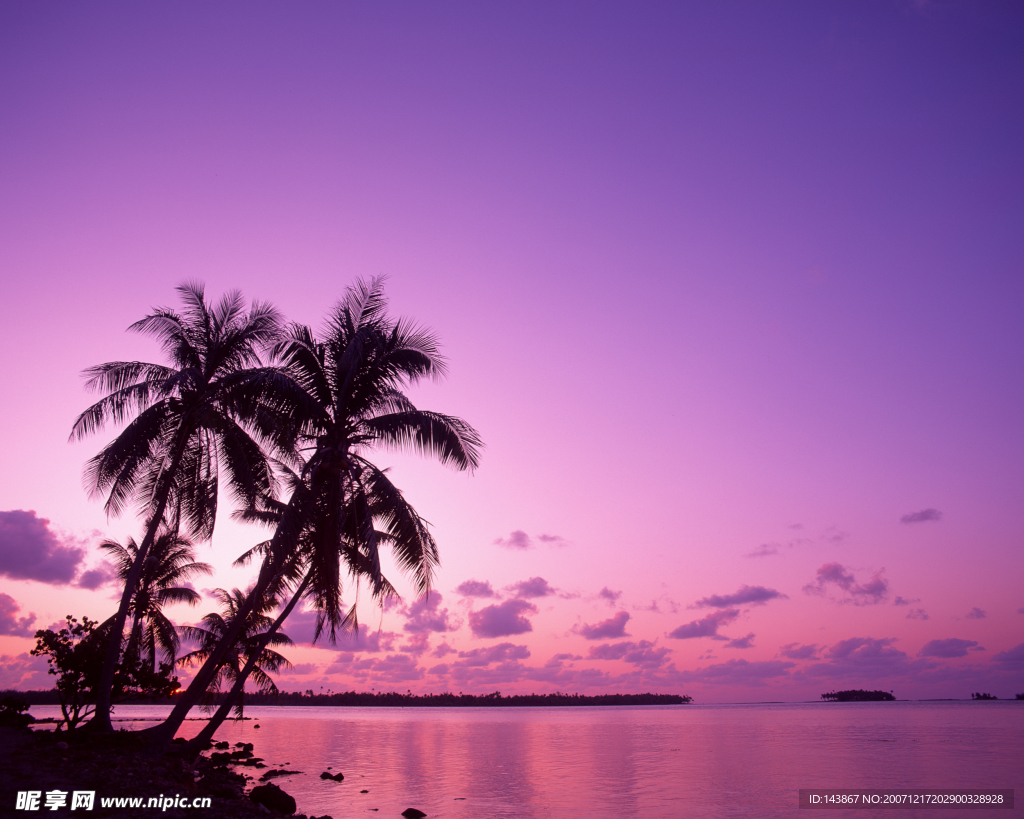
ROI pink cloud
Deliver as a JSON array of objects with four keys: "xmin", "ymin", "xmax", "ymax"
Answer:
[
  {"xmin": 468, "ymin": 599, "xmax": 537, "ymax": 638},
  {"xmin": 494, "ymin": 530, "xmax": 532, "ymax": 550},
  {"xmin": 667, "ymin": 608, "xmax": 740, "ymax": 640},
  {"xmin": 678, "ymin": 658, "xmax": 795, "ymax": 684},
  {"xmin": 901, "ymin": 508, "xmax": 942, "ymax": 524},
  {"xmin": 803, "ymin": 563, "xmax": 889, "ymax": 605},
  {"xmin": 919, "ymin": 639, "xmax": 980, "ymax": 658},
  {"xmin": 454, "ymin": 643, "xmax": 530, "ymax": 667},
  {"xmin": 779, "ymin": 643, "xmax": 819, "ymax": 660},
  {"xmin": 724, "ymin": 633, "xmax": 756, "ymax": 649},
  {"xmin": 0, "ymin": 652, "xmax": 50, "ymax": 689},
  {"xmin": 536, "ymin": 533, "xmax": 568, "ymax": 547},
  {"xmin": 692, "ymin": 585, "xmax": 786, "ymax": 608},
  {"xmin": 0, "ymin": 510, "xmax": 85, "ymax": 585},
  {"xmin": 455, "ymin": 579, "xmax": 496, "ymax": 598},
  {"xmin": 991, "ymin": 643, "xmax": 1024, "ymax": 671},
  {"xmin": 745, "ymin": 543, "xmax": 780, "ymax": 558},
  {"xmin": 0, "ymin": 593, "xmax": 36, "ymax": 637},
  {"xmin": 576, "ymin": 611, "xmax": 630, "ymax": 640},
  {"xmin": 506, "ymin": 577, "xmax": 555, "ymax": 598},
  {"xmin": 965, "ymin": 607, "xmax": 987, "ymax": 620},
  {"xmin": 403, "ymin": 593, "xmax": 460, "ymax": 634},
  {"xmin": 597, "ymin": 587, "xmax": 622, "ymax": 605},
  {"xmin": 588, "ymin": 640, "xmax": 670, "ymax": 668}
]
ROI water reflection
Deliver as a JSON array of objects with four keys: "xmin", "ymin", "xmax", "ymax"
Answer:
[{"xmin": 34, "ymin": 702, "xmax": 1023, "ymax": 818}]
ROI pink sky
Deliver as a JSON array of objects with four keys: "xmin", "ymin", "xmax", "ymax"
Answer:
[{"xmin": 1, "ymin": 2, "xmax": 1022, "ymax": 702}]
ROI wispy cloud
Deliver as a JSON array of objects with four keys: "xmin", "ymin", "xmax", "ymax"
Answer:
[
  {"xmin": 893, "ymin": 596, "xmax": 920, "ymax": 606},
  {"xmin": 667, "ymin": 608, "xmax": 740, "ymax": 640},
  {"xmin": 745, "ymin": 543, "xmax": 779, "ymax": 558},
  {"xmin": 900, "ymin": 508, "xmax": 942, "ymax": 524},
  {"xmin": 803, "ymin": 563, "xmax": 889, "ymax": 605},
  {"xmin": 575, "ymin": 611, "xmax": 630, "ymax": 640},
  {"xmin": 965, "ymin": 607, "xmax": 987, "ymax": 620},
  {"xmin": 494, "ymin": 530, "xmax": 532, "ymax": 550},
  {"xmin": 536, "ymin": 533, "xmax": 568, "ymax": 547},
  {"xmin": 693, "ymin": 585, "xmax": 787, "ymax": 608},
  {"xmin": 906, "ymin": 608, "xmax": 929, "ymax": 620}
]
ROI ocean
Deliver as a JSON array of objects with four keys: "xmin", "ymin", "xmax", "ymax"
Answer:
[{"xmin": 30, "ymin": 701, "xmax": 1024, "ymax": 818}]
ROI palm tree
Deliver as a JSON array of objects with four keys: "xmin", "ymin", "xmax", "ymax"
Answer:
[
  {"xmin": 71, "ymin": 283, "xmax": 282, "ymax": 731},
  {"xmin": 99, "ymin": 532, "xmax": 212, "ymax": 672},
  {"xmin": 150, "ymin": 278, "xmax": 481, "ymax": 747},
  {"xmin": 178, "ymin": 588, "xmax": 292, "ymax": 718}
]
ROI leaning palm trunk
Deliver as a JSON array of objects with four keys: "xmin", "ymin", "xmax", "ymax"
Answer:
[
  {"xmin": 91, "ymin": 435, "xmax": 189, "ymax": 732},
  {"xmin": 187, "ymin": 572, "xmax": 312, "ymax": 749}
]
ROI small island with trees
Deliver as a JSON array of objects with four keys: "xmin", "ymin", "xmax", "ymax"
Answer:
[{"xmin": 821, "ymin": 690, "xmax": 896, "ymax": 702}]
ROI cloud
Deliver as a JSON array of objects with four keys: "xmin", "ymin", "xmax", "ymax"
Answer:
[
  {"xmin": 745, "ymin": 543, "xmax": 779, "ymax": 558},
  {"xmin": 494, "ymin": 530, "xmax": 532, "ymax": 550},
  {"xmin": 991, "ymin": 643, "xmax": 1024, "ymax": 671},
  {"xmin": 587, "ymin": 640, "xmax": 671, "ymax": 668},
  {"xmin": 919, "ymin": 638, "xmax": 980, "ymax": 659},
  {"xmin": 906, "ymin": 608, "xmax": 929, "ymax": 620},
  {"xmin": 403, "ymin": 593, "xmax": 459, "ymax": 634},
  {"xmin": 724, "ymin": 633, "xmax": 756, "ymax": 649},
  {"xmin": 575, "ymin": 611, "xmax": 631, "ymax": 640},
  {"xmin": 0, "ymin": 593, "xmax": 36, "ymax": 637},
  {"xmin": 400, "ymin": 634, "xmax": 431, "ymax": 655},
  {"xmin": 76, "ymin": 561, "xmax": 118, "ymax": 590},
  {"xmin": 678, "ymin": 658, "xmax": 795, "ymax": 684},
  {"xmin": 277, "ymin": 663, "xmax": 319, "ymax": 676},
  {"xmin": 432, "ymin": 641, "xmax": 456, "ymax": 658},
  {"xmin": 536, "ymin": 533, "xmax": 568, "ymax": 547},
  {"xmin": 454, "ymin": 643, "xmax": 530, "ymax": 667},
  {"xmin": 803, "ymin": 563, "xmax": 889, "ymax": 605},
  {"xmin": 0, "ymin": 652, "xmax": 50, "ymax": 689},
  {"xmin": 779, "ymin": 643, "xmax": 819, "ymax": 660},
  {"xmin": 468, "ymin": 599, "xmax": 537, "ymax": 638},
  {"xmin": 893, "ymin": 596, "xmax": 919, "ymax": 606},
  {"xmin": 597, "ymin": 587, "xmax": 622, "ymax": 605},
  {"xmin": 796, "ymin": 637, "xmax": 920, "ymax": 680},
  {"xmin": 0, "ymin": 510, "xmax": 86, "ymax": 585},
  {"xmin": 693, "ymin": 585, "xmax": 786, "ymax": 608},
  {"xmin": 507, "ymin": 577, "xmax": 555, "ymax": 598},
  {"xmin": 965, "ymin": 607, "xmax": 986, "ymax": 620},
  {"xmin": 455, "ymin": 579, "xmax": 496, "ymax": 598},
  {"xmin": 901, "ymin": 508, "xmax": 942, "ymax": 524},
  {"xmin": 667, "ymin": 608, "xmax": 740, "ymax": 640}
]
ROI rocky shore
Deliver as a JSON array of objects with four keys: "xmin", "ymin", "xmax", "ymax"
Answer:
[{"xmin": 0, "ymin": 726, "xmax": 327, "ymax": 818}]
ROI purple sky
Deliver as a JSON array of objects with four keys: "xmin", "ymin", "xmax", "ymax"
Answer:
[{"xmin": 1, "ymin": 2, "xmax": 1022, "ymax": 702}]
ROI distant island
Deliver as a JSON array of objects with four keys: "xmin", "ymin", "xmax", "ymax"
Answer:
[
  {"xmin": 971, "ymin": 692, "xmax": 998, "ymax": 700},
  {"xmin": 821, "ymin": 689, "xmax": 895, "ymax": 702},
  {"xmin": 4, "ymin": 689, "xmax": 691, "ymax": 708}
]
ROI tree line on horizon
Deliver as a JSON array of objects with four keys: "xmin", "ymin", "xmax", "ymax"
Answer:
[{"xmin": 34, "ymin": 278, "xmax": 482, "ymax": 749}]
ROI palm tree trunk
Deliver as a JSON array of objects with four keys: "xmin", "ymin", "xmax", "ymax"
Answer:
[
  {"xmin": 91, "ymin": 434, "xmax": 189, "ymax": 732},
  {"xmin": 141, "ymin": 546, "xmax": 288, "ymax": 747},
  {"xmin": 187, "ymin": 572, "xmax": 312, "ymax": 749}
]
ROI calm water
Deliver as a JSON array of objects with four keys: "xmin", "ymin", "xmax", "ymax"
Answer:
[{"xmin": 33, "ymin": 701, "xmax": 1023, "ymax": 818}]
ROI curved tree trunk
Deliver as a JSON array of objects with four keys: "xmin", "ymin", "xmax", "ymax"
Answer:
[
  {"xmin": 91, "ymin": 434, "xmax": 189, "ymax": 732},
  {"xmin": 187, "ymin": 572, "xmax": 312, "ymax": 750}
]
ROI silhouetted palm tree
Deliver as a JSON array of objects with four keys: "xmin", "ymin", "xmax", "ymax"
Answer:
[
  {"xmin": 152, "ymin": 279, "xmax": 481, "ymax": 747},
  {"xmin": 100, "ymin": 532, "xmax": 212, "ymax": 672},
  {"xmin": 178, "ymin": 588, "xmax": 292, "ymax": 718},
  {"xmin": 71, "ymin": 283, "xmax": 282, "ymax": 731}
]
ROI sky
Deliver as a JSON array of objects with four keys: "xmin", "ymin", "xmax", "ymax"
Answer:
[{"xmin": 1, "ymin": 1, "xmax": 1022, "ymax": 703}]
